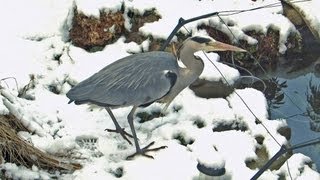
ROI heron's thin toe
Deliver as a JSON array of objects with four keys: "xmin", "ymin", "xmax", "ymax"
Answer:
[
  {"xmin": 121, "ymin": 134, "xmax": 133, "ymax": 145},
  {"xmin": 126, "ymin": 151, "xmax": 154, "ymax": 160},
  {"xmin": 122, "ymin": 129, "xmax": 134, "ymax": 138},
  {"xmin": 126, "ymin": 142, "xmax": 167, "ymax": 160},
  {"xmin": 126, "ymin": 153, "xmax": 154, "ymax": 160},
  {"xmin": 105, "ymin": 128, "xmax": 133, "ymax": 145},
  {"xmin": 144, "ymin": 145, "xmax": 167, "ymax": 152}
]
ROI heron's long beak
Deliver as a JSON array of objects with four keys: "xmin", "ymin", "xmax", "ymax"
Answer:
[{"xmin": 204, "ymin": 41, "xmax": 246, "ymax": 52}]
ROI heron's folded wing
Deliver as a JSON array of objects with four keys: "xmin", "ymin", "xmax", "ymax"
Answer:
[{"xmin": 67, "ymin": 51, "xmax": 178, "ymax": 107}]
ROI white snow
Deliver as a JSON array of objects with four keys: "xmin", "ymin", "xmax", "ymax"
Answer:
[
  {"xmin": 196, "ymin": 51, "xmax": 240, "ymax": 85},
  {"xmin": 276, "ymin": 153, "xmax": 320, "ymax": 179},
  {"xmin": 1, "ymin": 163, "xmax": 52, "ymax": 180},
  {"xmin": 0, "ymin": 0, "xmax": 319, "ymax": 179}
]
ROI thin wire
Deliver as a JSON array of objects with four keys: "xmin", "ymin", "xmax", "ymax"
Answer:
[
  {"xmin": 222, "ymin": 61, "xmax": 254, "ymax": 76},
  {"xmin": 217, "ymin": 0, "xmax": 311, "ymax": 17},
  {"xmin": 286, "ymin": 159, "xmax": 293, "ymax": 180},
  {"xmin": 270, "ymin": 108, "xmax": 310, "ymax": 124},
  {"xmin": 217, "ymin": 14, "xmax": 268, "ymax": 75},
  {"xmin": 203, "ymin": 52, "xmax": 282, "ymax": 147},
  {"xmin": 182, "ymin": 26, "xmax": 191, "ymax": 36},
  {"xmin": 291, "ymin": 137, "xmax": 320, "ymax": 149},
  {"xmin": 284, "ymin": 93, "xmax": 305, "ymax": 113},
  {"xmin": 237, "ymin": 76, "xmax": 267, "ymax": 92},
  {"xmin": 218, "ymin": 2, "xmax": 280, "ymax": 14},
  {"xmin": 283, "ymin": 111, "xmax": 309, "ymax": 120}
]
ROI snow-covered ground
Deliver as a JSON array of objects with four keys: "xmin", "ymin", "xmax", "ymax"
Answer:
[{"xmin": 0, "ymin": 0, "xmax": 319, "ymax": 179}]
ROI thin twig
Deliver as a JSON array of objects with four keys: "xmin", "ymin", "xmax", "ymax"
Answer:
[{"xmin": 0, "ymin": 77, "xmax": 19, "ymax": 91}]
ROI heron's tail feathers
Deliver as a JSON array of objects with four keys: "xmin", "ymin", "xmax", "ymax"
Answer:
[{"xmin": 66, "ymin": 85, "xmax": 92, "ymax": 104}]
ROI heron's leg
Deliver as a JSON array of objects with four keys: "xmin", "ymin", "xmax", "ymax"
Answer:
[
  {"xmin": 105, "ymin": 107, "xmax": 133, "ymax": 145},
  {"xmin": 126, "ymin": 106, "xmax": 167, "ymax": 160}
]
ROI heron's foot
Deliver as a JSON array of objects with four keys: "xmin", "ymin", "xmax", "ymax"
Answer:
[
  {"xmin": 105, "ymin": 127, "xmax": 133, "ymax": 145},
  {"xmin": 126, "ymin": 141, "xmax": 167, "ymax": 160}
]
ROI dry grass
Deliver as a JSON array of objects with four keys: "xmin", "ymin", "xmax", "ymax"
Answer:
[
  {"xmin": 0, "ymin": 114, "xmax": 82, "ymax": 172},
  {"xmin": 69, "ymin": 8, "xmax": 125, "ymax": 50}
]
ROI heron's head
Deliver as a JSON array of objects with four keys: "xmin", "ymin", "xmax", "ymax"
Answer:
[
  {"xmin": 177, "ymin": 36, "xmax": 246, "ymax": 71},
  {"xmin": 182, "ymin": 36, "xmax": 246, "ymax": 53}
]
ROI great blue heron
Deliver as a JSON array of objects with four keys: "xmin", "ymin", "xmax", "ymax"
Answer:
[{"xmin": 66, "ymin": 36, "xmax": 246, "ymax": 159}]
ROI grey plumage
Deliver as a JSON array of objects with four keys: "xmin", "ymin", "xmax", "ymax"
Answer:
[
  {"xmin": 66, "ymin": 36, "xmax": 246, "ymax": 159},
  {"xmin": 67, "ymin": 51, "xmax": 178, "ymax": 108}
]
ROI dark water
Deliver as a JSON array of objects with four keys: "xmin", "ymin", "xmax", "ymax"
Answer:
[{"xmin": 269, "ymin": 72, "xmax": 320, "ymax": 172}]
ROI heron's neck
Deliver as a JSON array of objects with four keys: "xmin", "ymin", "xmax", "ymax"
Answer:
[
  {"xmin": 179, "ymin": 48, "xmax": 204, "ymax": 77},
  {"xmin": 160, "ymin": 48, "xmax": 204, "ymax": 110}
]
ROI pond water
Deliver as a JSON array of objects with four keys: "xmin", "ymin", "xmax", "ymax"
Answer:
[
  {"xmin": 268, "ymin": 72, "xmax": 320, "ymax": 172},
  {"xmin": 255, "ymin": 48, "xmax": 320, "ymax": 172}
]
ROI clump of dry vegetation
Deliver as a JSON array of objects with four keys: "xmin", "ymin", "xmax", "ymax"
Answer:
[
  {"xmin": 0, "ymin": 114, "xmax": 81, "ymax": 174},
  {"xmin": 69, "ymin": 8, "xmax": 125, "ymax": 51},
  {"xmin": 69, "ymin": 5, "xmax": 162, "ymax": 52}
]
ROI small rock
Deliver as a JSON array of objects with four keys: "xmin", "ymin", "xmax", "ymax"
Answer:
[
  {"xmin": 197, "ymin": 163, "xmax": 226, "ymax": 176},
  {"xmin": 277, "ymin": 126, "xmax": 291, "ymax": 140}
]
